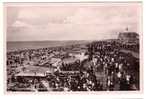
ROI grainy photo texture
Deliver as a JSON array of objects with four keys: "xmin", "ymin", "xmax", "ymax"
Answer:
[{"xmin": 5, "ymin": 3, "xmax": 142, "ymax": 92}]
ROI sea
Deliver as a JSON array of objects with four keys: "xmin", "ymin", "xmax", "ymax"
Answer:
[{"xmin": 7, "ymin": 40, "xmax": 90, "ymax": 52}]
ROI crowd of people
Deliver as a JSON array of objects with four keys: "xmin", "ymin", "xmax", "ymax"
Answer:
[
  {"xmin": 7, "ymin": 40, "xmax": 139, "ymax": 91},
  {"xmin": 87, "ymin": 40, "xmax": 139, "ymax": 90}
]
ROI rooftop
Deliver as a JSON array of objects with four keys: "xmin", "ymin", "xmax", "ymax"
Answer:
[{"xmin": 15, "ymin": 65, "xmax": 53, "ymax": 77}]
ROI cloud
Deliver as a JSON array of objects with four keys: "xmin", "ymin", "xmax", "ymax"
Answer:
[
  {"xmin": 12, "ymin": 20, "xmax": 32, "ymax": 27},
  {"xmin": 16, "ymin": 6, "xmax": 76, "ymax": 25}
]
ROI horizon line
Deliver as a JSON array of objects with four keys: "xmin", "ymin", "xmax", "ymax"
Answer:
[{"xmin": 7, "ymin": 39, "xmax": 118, "ymax": 42}]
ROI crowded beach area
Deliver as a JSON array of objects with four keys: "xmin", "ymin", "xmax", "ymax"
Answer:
[{"xmin": 6, "ymin": 32, "xmax": 140, "ymax": 92}]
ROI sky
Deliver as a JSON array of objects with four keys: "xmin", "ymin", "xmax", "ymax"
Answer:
[{"xmin": 6, "ymin": 3, "xmax": 142, "ymax": 41}]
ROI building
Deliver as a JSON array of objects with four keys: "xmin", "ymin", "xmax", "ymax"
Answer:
[
  {"xmin": 15, "ymin": 65, "xmax": 54, "ymax": 78},
  {"xmin": 118, "ymin": 32, "xmax": 139, "ymax": 45},
  {"xmin": 50, "ymin": 58, "xmax": 62, "ymax": 67},
  {"xmin": 62, "ymin": 57, "xmax": 77, "ymax": 64},
  {"xmin": 68, "ymin": 50, "xmax": 88, "ymax": 61}
]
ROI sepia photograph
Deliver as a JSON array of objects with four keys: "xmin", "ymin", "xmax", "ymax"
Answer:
[{"xmin": 4, "ymin": 2, "xmax": 142, "ymax": 92}]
